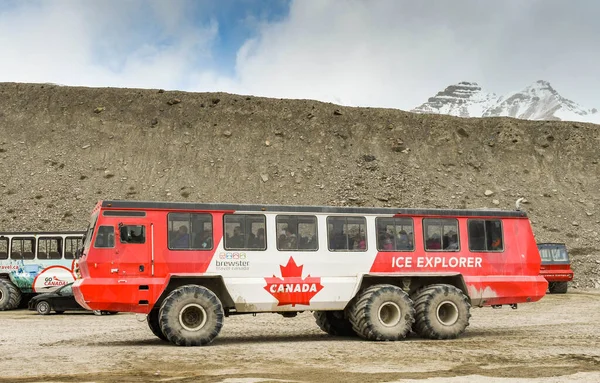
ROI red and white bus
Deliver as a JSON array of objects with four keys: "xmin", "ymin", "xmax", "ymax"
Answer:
[{"xmin": 73, "ymin": 200, "xmax": 547, "ymax": 346}]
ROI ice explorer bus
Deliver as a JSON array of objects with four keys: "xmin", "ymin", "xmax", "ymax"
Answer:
[
  {"xmin": 0, "ymin": 231, "xmax": 85, "ymax": 310},
  {"xmin": 73, "ymin": 200, "xmax": 547, "ymax": 346}
]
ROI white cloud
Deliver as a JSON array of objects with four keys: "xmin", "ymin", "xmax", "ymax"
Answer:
[
  {"xmin": 0, "ymin": 0, "xmax": 599, "ymax": 111},
  {"xmin": 223, "ymin": 0, "xmax": 600, "ymax": 111},
  {"xmin": 0, "ymin": 0, "xmax": 217, "ymax": 90}
]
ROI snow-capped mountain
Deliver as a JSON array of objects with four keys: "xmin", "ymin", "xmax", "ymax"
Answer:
[
  {"xmin": 411, "ymin": 80, "xmax": 600, "ymax": 124},
  {"xmin": 411, "ymin": 82, "xmax": 499, "ymax": 118}
]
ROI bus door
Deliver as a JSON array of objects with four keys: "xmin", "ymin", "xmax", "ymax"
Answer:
[
  {"xmin": 113, "ymin": 221, "xmax": 154, "ymax": 310},
  {"xmin": 115, "ymin": 222, "xmax": 151, "ymax": 278}
]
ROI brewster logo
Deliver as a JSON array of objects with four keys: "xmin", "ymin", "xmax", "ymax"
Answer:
[
  {"xmin": 216, "ymin": 252, "xmax": 249, "ymax": 271},
  {"xmin": 264, "ymin": 257, "xmax": 324, "ymax": 307}
]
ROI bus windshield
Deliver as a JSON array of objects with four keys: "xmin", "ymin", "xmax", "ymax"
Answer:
[
  {"xmin": 538, "ymin": 245, "xmax": 569, "ymax": 263},
  {"xmin": 81, "ymin": 212, "xmax": 99, "ymax": 255}
]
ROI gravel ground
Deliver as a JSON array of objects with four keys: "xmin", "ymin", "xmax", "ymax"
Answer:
[{"xmin": 0, "ymin": 290, "xmax": 599, "ymax": 383}]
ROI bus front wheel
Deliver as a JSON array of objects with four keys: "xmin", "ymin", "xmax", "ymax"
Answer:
[{"xmin": 159, "ymin": 285, "xmax": 224, "ymax": 346}]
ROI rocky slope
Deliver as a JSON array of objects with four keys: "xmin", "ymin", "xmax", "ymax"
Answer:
[
  {"xmin": 412, "ymin": 80, "xmax": 600, "ymax": 124},
  {"xmin": 0, "ymin": 82, "xmax": 599, "ymax": 288}
]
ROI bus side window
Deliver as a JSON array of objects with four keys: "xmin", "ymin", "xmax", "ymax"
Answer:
[
  {"xmin": 223, "ymin": 214, "xmax": 266, "ymax": 250},
  {"xmin": 423, "ymin": 219, "xmax": 459, "ymax": 251},
  {"xmin": 468, "ymin": 219, "xmax": 503, "ymax": 252},
  {"xmin": 276, "ymin": 215, "xmax": 318, "ymax": 251},
  {"xmin": 167, "ymin": 213, "xmax": 213, "ymax": 250},
  {"xmin": 376, "ymin": 217, "xmax": 414, "ymax": 251},
  {"xmin": 119, "ymin": 225, "xmax": 145, "ymax": 244},
  {"xmin": 65, "ymin": 237, "xmax": 83, "ymax": 259},
  {"xmin": 326, "ymin": 216, "xmax": 367, "ymax": 252},
  {"xmin": 0, "ymin": 238, "xmax": 8, "ymax": 259},
  {"xmin": 38, "ymin": 237, "xmax": 63, "ymax": 260},
  {"xmin": 95, "ymin": 226, "xmax": 115, "ymax": 248},
  {"xmin": 11, "ymin": 238, "xmax": 35, "ymax": 260}
]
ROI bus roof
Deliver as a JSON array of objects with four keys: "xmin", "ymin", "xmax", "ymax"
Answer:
[
  {"xmin": 99, "ymin": 200, "xmax": 528, "ymax": 218},
  {"xmin": 0, "ymin": 231, "xmax": 85, "ymax": 236}
]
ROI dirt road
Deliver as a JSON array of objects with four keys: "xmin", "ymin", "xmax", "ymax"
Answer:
[{"xmin": 1, "ymin": 290, "xmax": 599, "ymax": 383}]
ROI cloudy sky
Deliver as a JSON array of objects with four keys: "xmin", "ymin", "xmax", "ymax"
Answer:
[{"xmin": 1, "ymin": 0, "xmax": 598, "ymax": 111}]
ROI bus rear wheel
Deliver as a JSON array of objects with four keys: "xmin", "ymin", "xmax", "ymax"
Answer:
[
  {"xmin": 314, "ymin": 311, "xmax": 357, "ymax": 336},
  {"xmin": 159, "ymin": 285, "xmax": 224, "ymax": 346},
  {"xmin": 0, "ymin": 279, "xmax": 22, "ymax": 311},
  {"xmin": 348, "ymin": 284, "xmax": 415, "ymax": 341},
  {"xmin": 413, "ymin": 284, "xmax": 471, "ymax": 340},
  {"xmin": 147, "ymin": 308, "xmax": 168, "ymax": 341}
]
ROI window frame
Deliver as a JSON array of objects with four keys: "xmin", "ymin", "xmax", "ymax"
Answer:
[
  {"xmin": 93, "ymin": 225, "xmax": 115, "ymax": 249},
  {"xmin": 275, "ymin": 215, "xmax": 319, "ymax": 252},
  {"xmin": 0, "ymin": 237, "xmax": 8, "ymax": 260},
  {"xmin": 467, "ymin": 219, "xmax": 504, "ymax": 253},
  {"xmin": 37, "ymin": 236, "xmax": 63, "ymax": 260},
  {"xmin": 422, "ymin": 218, "xmax": 460, "ymax": 252},
  {"xmin": 167, "ymin": 212, "xmax": 214, "ymax": 251},
  {"xmin": 119, "ymin": 224, "xmax": 146, "ymax": 244},
  {"xmin": 10, "ymin": 237, "xmax": 36, "ymax": 260},
  {"xmin": 326, "ymin": 216, "xmax": 368, "ymax": 252},
  {"xmin": 64, "ymin": 236, "xmax": 83, "ymax": 259},
  {"xmin": 223, "ymin": 214, "xmax": 267, "ymax": 251},
  {"xmin": 375, "ymin": 217, "xmax": 415, "ymax": 252}
]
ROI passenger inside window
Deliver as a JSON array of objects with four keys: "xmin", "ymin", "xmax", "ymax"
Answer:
[
  {"xmin": 173, "ymin": 226, "xmax": 189, "ymax": 248},
  {"xmin": 427, "ymin": 233, "xmax": 442, "ymax": 249},
  {"xmin": 490, "ymin": 236, "xmax": 502, "ymax": 250},
  {"xmin": 353, "ymin": 232, "xmax": 366, "ymax": 250},
  {"xmin": 228, "ymin": 226, "xmax": 244, "ymax": 248},
  {"xmin": 445, "ymin": 231, "xmax": 459, "ymax": 250},
  {"xmin": 397, "ymin": 230, "xmax": 410, "ymax": 250},
  {"xmin": 280, "ymin": 227, "xmax": 297, "ymax": 249},
  {"xmin": 254, "ymin": 228, "xmax": 265, "ymax": 249},
  {"xmin": 194, "ymin": 229, "xmax": 213, "ymax": 249}
]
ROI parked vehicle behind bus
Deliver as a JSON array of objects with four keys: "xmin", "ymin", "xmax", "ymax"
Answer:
[
  {"xmin": 73, "ymin": 200, "xmax": 547, "ymax": 346},
  {"xmin": 537, "ymin": 242, "xmax": 573, "ymax": 294},
  {"xmin": 0, "ymin": 231, "xmax": 85, "ymax": 310},
  {"xmin": 27, "ymin": 281, "xmax": 118, "ymax": 316}
]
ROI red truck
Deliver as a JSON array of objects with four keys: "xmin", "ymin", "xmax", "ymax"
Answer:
[
  {"xmin": 537, "ymin": 243, "xmax": 574, "ymax": 294},
  {"xmin": 73, "ymin": 200, "xmax": 548, "ymax": 346}
]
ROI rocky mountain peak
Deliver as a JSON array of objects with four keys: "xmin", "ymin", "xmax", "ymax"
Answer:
[{"xmin": 412, "ymin": 80, "xmax": 599, "ymax": 124}]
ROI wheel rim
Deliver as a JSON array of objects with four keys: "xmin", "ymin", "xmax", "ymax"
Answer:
[
  {"xmin": 436, "ymin": 301, "xmax": 459, "ymax": 326},
  {"xmin": 38, "ymin": 302, "xmax": 49, "ymax": 314},
  {"xmin": 179, "ymin": 303, "xmax": 208, "ymax": 332},
  {"xmin": 378, "ymin": 302, "xmax": 402, "ymax": 327},
  {"xmin": 0, "ymin": 289, "xmax": 4, "ymax": 302}
]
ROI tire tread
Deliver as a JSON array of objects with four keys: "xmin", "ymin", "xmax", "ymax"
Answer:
[{"xmin": 413, "ymin": 284, "xmax": 471, "ymax": 340}]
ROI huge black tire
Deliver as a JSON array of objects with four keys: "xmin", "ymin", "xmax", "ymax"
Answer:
[
  {"xmin": 147, "ymin": 308, "xmax": 168, "ymax": 341},
  {"xmin": 549, "ymin": 282, "xmax": 568, "ymax": 294},
  {"xmin": 347, "ymin": 284, "xmax": 415, "ymax": 341},
  {"xmin": 413, "ymin": 284, "xmax": 471, "ymax": 340},
  {"xmin": 159, "ymin": 285, "xmax": 224, "ymax": 346},
  {"xmin": 0, "ymin": 279, "xmax": 22, "ymax": 311},
  {"xmin": 314, "ymin": 311, "xmax": 357, "ymax": 336}
]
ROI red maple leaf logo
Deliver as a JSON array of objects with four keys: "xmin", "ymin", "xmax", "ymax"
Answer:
[{"xmin": 264, "ymin": 257, "xmax": 324, "ymax": 307}]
